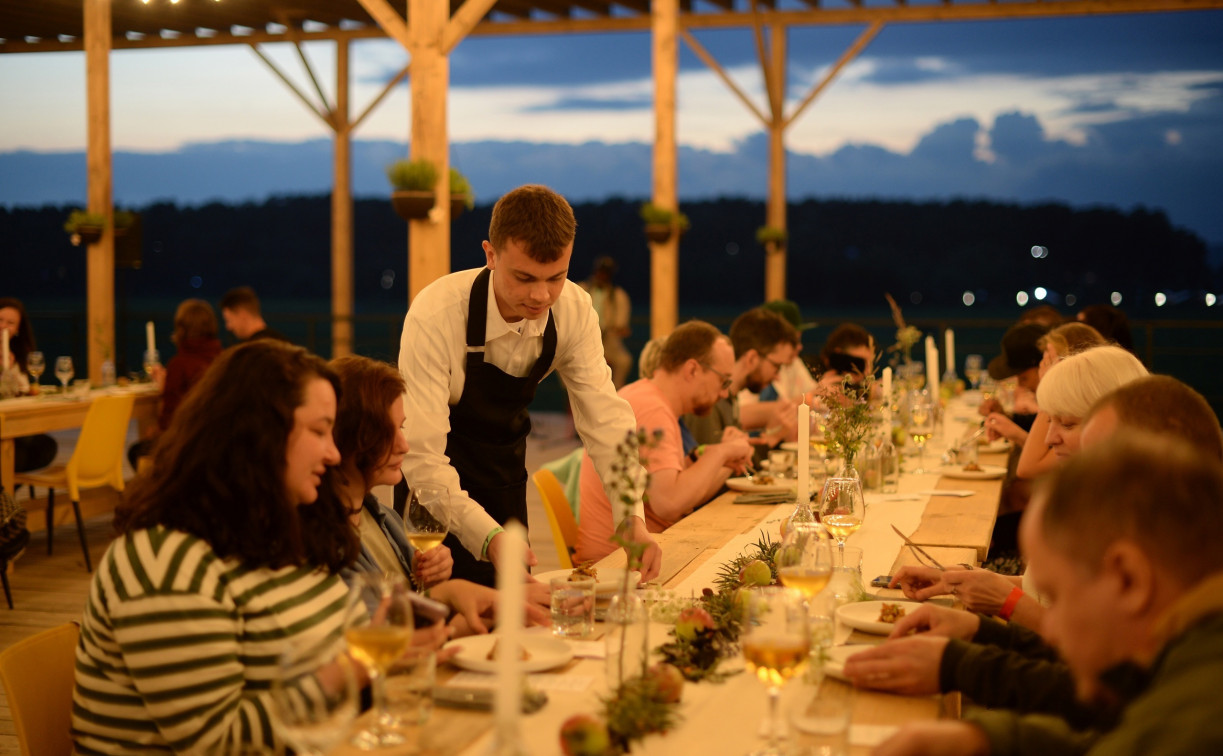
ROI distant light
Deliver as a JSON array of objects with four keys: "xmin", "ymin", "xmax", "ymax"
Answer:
[
  {"xmin": 1154, "ymin": 292, "xmax": 1167, "ymax": 307},
  {"xmin": 380, "ymin": 270, "xmax": 395, "ymax": 290},
  {"xmin": 726, "ymin": 242, "xmax": 739, "ymax": 256},
  {"xmin": 1207, "ymin": 293, "xmax": 1218, "ymax": 307},
  {"xmin": 1016, "ymin": 291, "xmax": 1030, "ymax": 306},
  {"xmin": 962, "ymin": 291, "xmax": 975, "ymax": 306},
  {"xmin": 1034, "ymin": 287, "xmax": 1047, "ymax": 301},
  {"xmin": 1030, "ymin": 245, "xmax": 1048, "ymax": 259},
  {"xmin": 1065, "ymin": 294, "xmax": 1078, "ymax": 307},
  {"xmin": 189, "ymin": 276, "xmax": 202, "ymax": 289},
  {"xmin": 910, "ymin": 292, "xmax": 923, "ymax": 305},
  {"xmin": 1110, "ymin": 291, "xmax": 1123, "ymax": 306}
]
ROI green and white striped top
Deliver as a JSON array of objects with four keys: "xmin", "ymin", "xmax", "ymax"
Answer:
[{"xmin": 72, "ymin": 526, "xmax": 355, "ymax": 755}]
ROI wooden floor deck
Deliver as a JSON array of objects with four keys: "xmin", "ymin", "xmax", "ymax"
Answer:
[{"xmin": 0, "ymin": 416, "xmax": 580, "ymax": 754}]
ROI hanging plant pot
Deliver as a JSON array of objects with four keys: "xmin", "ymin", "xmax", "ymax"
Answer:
[
  {"xmin": 72, "ymin": 225, "xmax": 104, "ymax": 246},
  {"xmin": 391, "ymin": 190, "xmax": 436, "ymax": 220},
  {"xmin": 644, "ymin": 223, "xmax": 672, "ymax": 243},
  {"xmin": 450, "ymin": 195, "xmax": 470, "ymax": 220}
]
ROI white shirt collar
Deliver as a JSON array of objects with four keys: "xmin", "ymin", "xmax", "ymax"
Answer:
[{"xmin": 485, "ymin": 268, "xmax": 548, "ymax": 339}]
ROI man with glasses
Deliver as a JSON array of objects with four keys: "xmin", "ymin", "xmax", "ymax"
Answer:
[
  {"xmin": 574, "ymin": 320, "xmax": 754, "ymax": 564},
  {"xmin": 683, "ymin": 307, "xmax": 802, "ymax": 453}
]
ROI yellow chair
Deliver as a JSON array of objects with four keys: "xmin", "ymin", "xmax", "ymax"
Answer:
[
  {"xmin": 0, "ymin": 622, "xmax": 80, "ymax": 756},
  {"xmin": 532, "ymin": 468, "xmax": 579, "ymax": 569},
  {"xmin": 15, "ymin": 394, "xmax": 135, "ymax": 572}
]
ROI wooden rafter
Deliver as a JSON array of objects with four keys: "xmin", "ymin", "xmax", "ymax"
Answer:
[
  {"xmin": 353, "ymin": 0, "xmax": 410, "ymax": 49},
  {"xmin": 351, "ymin": 61, "xmax": 411, "ymax": 132},
  {"xmin": 444, "ymin": 0, "xmax": 501, "ymax": 54},
  {"xmin": 679, "ymin": 28, "xmax": 769, "ymax": 127},
  {"xmin": 782, "ymin": 20, "xmax": 883, "ymax": 130},
  {"xmin": 248, "ymin": 43, "xmax": 335, "ymax": 128}
]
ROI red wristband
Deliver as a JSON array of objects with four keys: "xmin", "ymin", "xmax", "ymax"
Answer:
[{"xmin": 998, "ymin": 586, "xmax": 1025, "ymax": 621}]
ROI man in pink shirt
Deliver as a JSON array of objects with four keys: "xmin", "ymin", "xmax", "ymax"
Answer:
[{"xmin": 575, "ymin": 320, "xmax": 755, "ymax": 563}]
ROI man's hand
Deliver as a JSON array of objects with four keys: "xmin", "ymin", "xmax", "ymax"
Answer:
[
  {"xmin": 414, "ymin": 545, "xmax": 453, "ymax": 589},
  {"xmin": 940, "ymin": 570, "xmax": 1021, "ymax": 616},
  {"xmin": 984, "ymin": 412, "xmax": 1025, "ymax": 444},
  {"xmin": 713, "ymin": 438, "xmax": 754, "ymax": 474},
  {"xmin": 626, "ymin": 516, "xmax": 662, "ymax": 583},
  {"xmin": 889, "ymin": 603, "xmax": 980, "ymax": 641},
  {"xmin": 842, "ymin": 636, "xmax": 949, "ymax": 696},
  {"xmin": 487, "ymin": 531, "xmax": 538, "ymax": 572},
  {"xmin": 872, "ymin": 721, "xmax": 990, "ymax": 756}
]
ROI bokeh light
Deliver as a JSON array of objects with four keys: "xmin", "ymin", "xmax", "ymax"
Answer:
[
  {"xmin": 1110, "ymin": 291, "xmax": 1123, "ymax": 306},
  {"xmin": 1034, "ymin": 287, "xmax": 1047, "ymax": 301},
  {"xmin": 1016, "ymin": 291, "xmax": 1030, "ymax": 306},
  {"xmin": 1206, "ymin": 293, "xmax": 1217, "ymax": 307},
  {"xmin": 1065, "ymin": 294, "xmax": 1078, "ymax": 307},
  {"xmin": 962, "ymin": 291, "xmax": 975, "ymax": 306},
  {"xmin": 1155, "ymin": 292, "xmax": 1167, "ymax": 307}
]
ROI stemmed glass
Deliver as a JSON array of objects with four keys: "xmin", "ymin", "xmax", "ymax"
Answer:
[
  {"xmin": 907, "ymin": 391, "xmax": 936, "ymax": 474},
  {"xmin": 817, "ymin": 477, "xmax": 865, "ymax": 567},
  {"xmin": 269, "ymin": 641, "xmax": 359, "ymax": 756},
  {"xmin": 964, "ymin": 354, "xmax": 984, "ymax": 391},
  {"xmin": 143, "ymin": 348, "xmax": 161, "ymax": 380},
  {"xmin": 26, "ymin": 351, "xmax": 45, "ymax": 392},
  {"xmin": 776, "ymin": 523, "xmax": 834, "ymax": 608},
  {"xmin": 54, "ymin": 356, "xmax": 74, "ymax": 392},
  {"xmin": 346, "ymin": 572, "xmax": 414, "ymax": 749},
  {"xmin": 741, "ymin": 587, "xmax": 811, "ymax": 756},
  {"xmin": 404, "ymin": 485, "xmax": 450, "ymax": 589}
]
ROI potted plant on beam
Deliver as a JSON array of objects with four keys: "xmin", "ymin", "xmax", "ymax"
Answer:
[
  {"xmin": 640, "ymin": 202, "xmax": 690, "ymax": 243},
  {"xmin": 756, "ymin": 225, "xmax": 788, "ymax": 253},
  {"xmin": 386, "ymin": 158, "xmax": 439, "ymax": 220},
  {"xmin": 449, "ymin": 167, "xmax": 475, "ymax": 220},
  {"xmin": 64, "ymin": 208, "xmax": 135, "ymax": 246}
]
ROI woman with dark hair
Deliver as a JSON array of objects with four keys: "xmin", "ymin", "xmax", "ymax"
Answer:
[
  {"xmin": 329, "ymin": 355, "xmax": 550, "ymax": 637},
  {"xmin": 0, "ymin": 297, "xmax": 58, "ymax": 470},
  {"xmin": 1077, "ymin": 303, "xmax": 1136, "ymax": 355},
  {"xmin": 74, "ymin": 340, "xmax": 363, "ymax": 754}
]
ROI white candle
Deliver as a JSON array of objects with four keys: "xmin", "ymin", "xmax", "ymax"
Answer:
[
  {"xmin": 145, "ymin": 321, "xmax": 155, "ymax": 355},
  {"xmin": 881, "ymin": 366, "xmax": 892, "ymax": 421},
  {"xmin": 1, "ymin": 328, "xmax": 8, "ymax": 372},
  {"xmin": 925, "ymin": 336, "xmax": 939, "ymax": 394},
  {"xmin": 493, "ymin": 521, "xmax": 526, "ymax": 732},
  {"xmin": 796, "ymin": 402, "xmax": 810, "ymax": 508},
  {"xmin": 945, "ymin": 329, "xmax": 956, "ymax": 377}
]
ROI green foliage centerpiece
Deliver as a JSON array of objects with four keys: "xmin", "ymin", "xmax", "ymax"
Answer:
[{"xmin": 818, "ymin": 372, "xmax": 876, "ymax": 473}]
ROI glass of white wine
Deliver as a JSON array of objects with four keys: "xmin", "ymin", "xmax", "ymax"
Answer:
[
  {"xmin": 143, "ymin": 348, "xmax": 161, "ymax": 380},
  {"xmin": 817, "ymin": 477, "xmax": 865, "ymax": 567},
  {"xmin": 907, "ymin": 391, "xmax": 936, "ymax": 474},
  {"xmin": 54, "ymin": 355, "xmax": 74, "ymax": 392},
  {"xmin": 776, "ymin": 522, "xmax": 834, "ymax": 608},
  {"xmin": 741, "ymin": 587, "xmax": 811, "ymax": 756},
  {"xmin": 346, "ymin": 572, "xmax": 414, "ymax": 749},
  {"xmin": 405, "ymin": 485, "xmax": 450, "ymax": 589},
  {"xmin": 964, "ymin": 354, "xmax": 984, "ymax": 391},
  {"xmin": 26, "ymin": 351, "xmax": 45, "ymax": 393},
  {"xmin": 269, "ymin": 641, "xmax": 359, "ymax": 756}
]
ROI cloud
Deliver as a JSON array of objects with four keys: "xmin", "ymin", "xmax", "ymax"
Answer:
[{"xmin": 521, "ymin": 94, "xmax": 654, "ymax": 112}]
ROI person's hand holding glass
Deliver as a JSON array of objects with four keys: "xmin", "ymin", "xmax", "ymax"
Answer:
[
  {"xmin": 907, "ymin": 391, "xmax": 936, "ymax": 474},
  {"xmin": 346, "ymin": 572, "xmax": 414, "ymax": 749},
  {"xmin": 741, "ymin": 587, "xmax": 810, "ymax": 756},
  {"xmin": 405, "ymin": 485, "xmax": 453, "ymax": 590},
  {"xmin": 818, "ymin": 477, "xmax": 865, "ymax": 566}
]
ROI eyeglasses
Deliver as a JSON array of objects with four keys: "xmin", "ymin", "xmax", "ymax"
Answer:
[
  {"xmin": 702, "ymin": 364, "xmax": 733, "ymax": 392},
  {"xmin": 764, "ymin": 355, "xmax": 786, "ymax": 371}
]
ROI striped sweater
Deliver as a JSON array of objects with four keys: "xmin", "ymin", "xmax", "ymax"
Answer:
[{"xmin": 72, "ymin": 526, "xmax": 355, "ymax": 755}]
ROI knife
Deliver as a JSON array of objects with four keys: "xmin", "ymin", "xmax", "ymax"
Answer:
[{"xmin": 890, "ymin": 524, "xmax": 946, "ymax": 570}]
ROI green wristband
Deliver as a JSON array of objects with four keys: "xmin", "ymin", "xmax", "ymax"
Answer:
[{"xmin": 481, "ymin": 527, "xmax": 505, "ymax": 561}]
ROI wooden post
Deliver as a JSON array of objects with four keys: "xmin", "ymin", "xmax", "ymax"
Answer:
[
  {"xmin": 764, "ymin": 21, "xmax": 787, "ymax": 302},
  {"xmin": 650, "ymin": 0, "xmax": 679, "ymax": 340},
  {"xmin": 331, "ymin": 38, "xmax": 354, "ymax": 358},
  {"xmin": 84, "ymin": 0, "xmax": 113, "ymax": 384},
  {"xmin": 408, "ymin": 0, "xmax": 450, "ymax": 303}
]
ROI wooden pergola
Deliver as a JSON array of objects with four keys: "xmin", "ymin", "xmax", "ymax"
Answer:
[{"xmin": 3, "ymin": 0, "xmax": 1220, "ymax": 381}]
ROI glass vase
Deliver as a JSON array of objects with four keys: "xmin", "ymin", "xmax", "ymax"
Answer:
[{"xmin": 604, "ymin": 593, "xmax": 649, "ymax": 687}]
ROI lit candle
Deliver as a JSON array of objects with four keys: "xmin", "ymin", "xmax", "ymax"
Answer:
[
  {"xmin": 945, "ymin": 329, "xmax": 956, "ymax": 377},
  {"xmin": 925, "ymin": 336, "xmax": 939, "ymax": 394},
  {"xmin": 493, "ymin": 521, "xmax": 526, "ymax": 733},
  {"xmin": 796, "ymin": 402, "xmax": 810, "ymax": 507},
  {"xmin": 145, "ymin": 321, "xmax": 155, "ymax": 356},
  {"xmin": 881, "ymin": 366, "xmax": 892, "ymax": 421}
]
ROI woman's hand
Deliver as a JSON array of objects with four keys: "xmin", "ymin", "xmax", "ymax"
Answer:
[
  {"xmin": 432, "ymin": 578, "xmax": 551, "ymax": 638},
  {"xmin": 890, "ymin": 565, "xmax": 957, "ymax": 601},
  {"xmin": 414, "ymin": 545, "xmax": 453, "ymax": 589},
  {"xmin": 985, "ymin": 412, "xmax": 1026, "ymax": 445}
]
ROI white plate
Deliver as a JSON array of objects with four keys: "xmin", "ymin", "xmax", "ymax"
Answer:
[
  {"xmin": 534, "ymin": 567, "xmax": 641, "ymax": 596},
  {"xmin": 779, "ymin": 438, "xmax": 824, "ymax": 452},
  {"xmin": 821, "ymin": 645, "xmax": 870, "ymax": 683},
  {"xmin": 977, "ymin": 438, "xmax": 1012, "ymax": 454},
  {"xmin": 444, "ymin": 633, "xmax": 573, "ymax": 673},
  {"xmin": 937, "ymin": 464, "xmax": 1006, "ymax": 480},
  {"xmin": 835, "ymin": 600, "xmax": 922, "ymax": 635},
  {"xmin": 726, "ymin": 476, "xmax": 795, "ymax": 494}
]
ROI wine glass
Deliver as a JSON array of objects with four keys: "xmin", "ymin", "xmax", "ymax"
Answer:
[
  {"xmin": 269, "ymin": 641, "xmax": 359, "ymax": 756},
  {"xmin": 776, "ymin": 523, "xmax": 834, "ymax": 608},
  {"xmin": 405, "ymin": 485, "xmax": 450, "ymax": 589},
  {"xmin": 964, "ymin": 354, "xmax": 984, "ymax": 391},
  {"xmin": 346, "ymin": 572, "xmax": 415, "ymax": 749},
  {"xmin": 741, "ymin": 587, "xmax": 810, "ymax": 756},
  {"xmin": 817, "ymin": 476, "xmax": 865, "ymax": 567},
  {"xmin": 907, "ymin": 391, "xmax": 936, "ymax": 474},
  {"xmin": 54, "ymin": 356, "xmax": 74, "ymax": 392},
  {"xmin": 143, "ymin": 348, "xmax": 161, "ymax": 380},
  {"xmin": 26, "ymin": 351, "xmax": 45, "ymax": 391}
]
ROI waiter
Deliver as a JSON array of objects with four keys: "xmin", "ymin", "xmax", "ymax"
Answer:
[{"xmin": 397, "ymin": 185, "xmax": 661, "ymax": 587}]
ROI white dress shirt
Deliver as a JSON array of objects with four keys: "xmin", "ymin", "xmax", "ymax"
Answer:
[{"xmin": 399, "ymin": 266, "xmax": 646, "ymax": 560}]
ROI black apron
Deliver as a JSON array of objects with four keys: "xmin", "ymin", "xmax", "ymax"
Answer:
[{"xmin": 442, "ymin": 267, "xmax": 557, "ymax": 587}]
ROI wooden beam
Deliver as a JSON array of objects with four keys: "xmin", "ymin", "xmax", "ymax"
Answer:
[
  {"xmin": 651, "ymin": 0, "xmax": 679, "ymax": 340},
  {"xmin": 84, "ymin": 0, "xmax": 113, "ymax": 385},
  {"xmin": 749, "ymin": 0, "xmax": 775, "ymax": 118},
  {"xmin": 764, "ymin": 21, "xmax": 787, "ymax": 303},
  {"xmin": 351, "ymin": 61, "xmax": 411, "ymax": 132},
  {"xmin": 443, "ymin": 0, "xmax": 500, "ymax": 54},
  {"xmin": 248, "ymin": 43, "xmax": 335, "ymax": 128},
  {"xmin": 783, "ymin": 20, "xmax": 882, "ymax": 130},
  {"xmin": 332, "ymin": 38, "xmax": 354, "ymax": 359},
  {"xmin": 354, "ymin": 0, "xmax": 410, "ymax": 50},
  {"xmin": 408, "ymin": 0, "xmax": 451, "ymax": 302},
  {"xmin": 679, "ymin": 28, "xmax": 769, "ymax": 128}
]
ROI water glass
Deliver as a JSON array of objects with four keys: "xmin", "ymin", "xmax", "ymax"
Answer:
[
  {"xmin": 384, "ymin": 647, "xmax": 435, "ymax": 728},
  {"xmin": 550, "ymin": 576, "xmax": 595, "ymax": 638},
  {"xmin": 143, "ymin": 349, "xmax": 161, "ymax": 380},
  {"xmin": 768, "ymin": 449, "xmax": 795, "ymax": 478},
  {"xmin": 269, "ymin": 644, "xmax": 359, "ymax": 756},
  {"xmin": 964, "ymin": 354, "xmax": 984, "ymax": 390},
  {"xmin": 793, "ymin": 681, "xmax": 853, "ymax": 755}
]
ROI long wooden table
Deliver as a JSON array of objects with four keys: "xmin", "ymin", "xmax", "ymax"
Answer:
[
  {"xmin": 333, "ymin": 395, "xmax": 1005, "ymax": 755},
  {"xmin": 0, "ymin": 385, "xmax": 159, "ymax": 492}
]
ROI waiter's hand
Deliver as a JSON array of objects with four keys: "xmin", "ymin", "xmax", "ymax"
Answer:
[
  {"xmin": 487, "ymin": 532, "xmax": 539, "ymax": 573},
  {"xmin": 625, "ymin": 516, "xmax": 662, "ymax": 583}
]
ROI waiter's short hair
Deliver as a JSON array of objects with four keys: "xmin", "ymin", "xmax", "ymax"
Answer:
[
  {"xmin": 729, "ymin": 308, "xmax": 799, "ymax": 358},
  {"xmin": 1086, "ymin": 375, "xmax": 1223, "ymax": 461},
  {"xmin": 1034, "ymin": 432, "xmax": 1223, "ymax": 584},
  {"xmin": 489, "ymin": 185, "xmax": 577, "ymax": 262},
  {"xmin": 657, "ymin": 320, "xmax": 721, "ymax": 373},
  {"xmin": 220, "ymin": 286, "xmax": 261, "ymax": 315}
]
